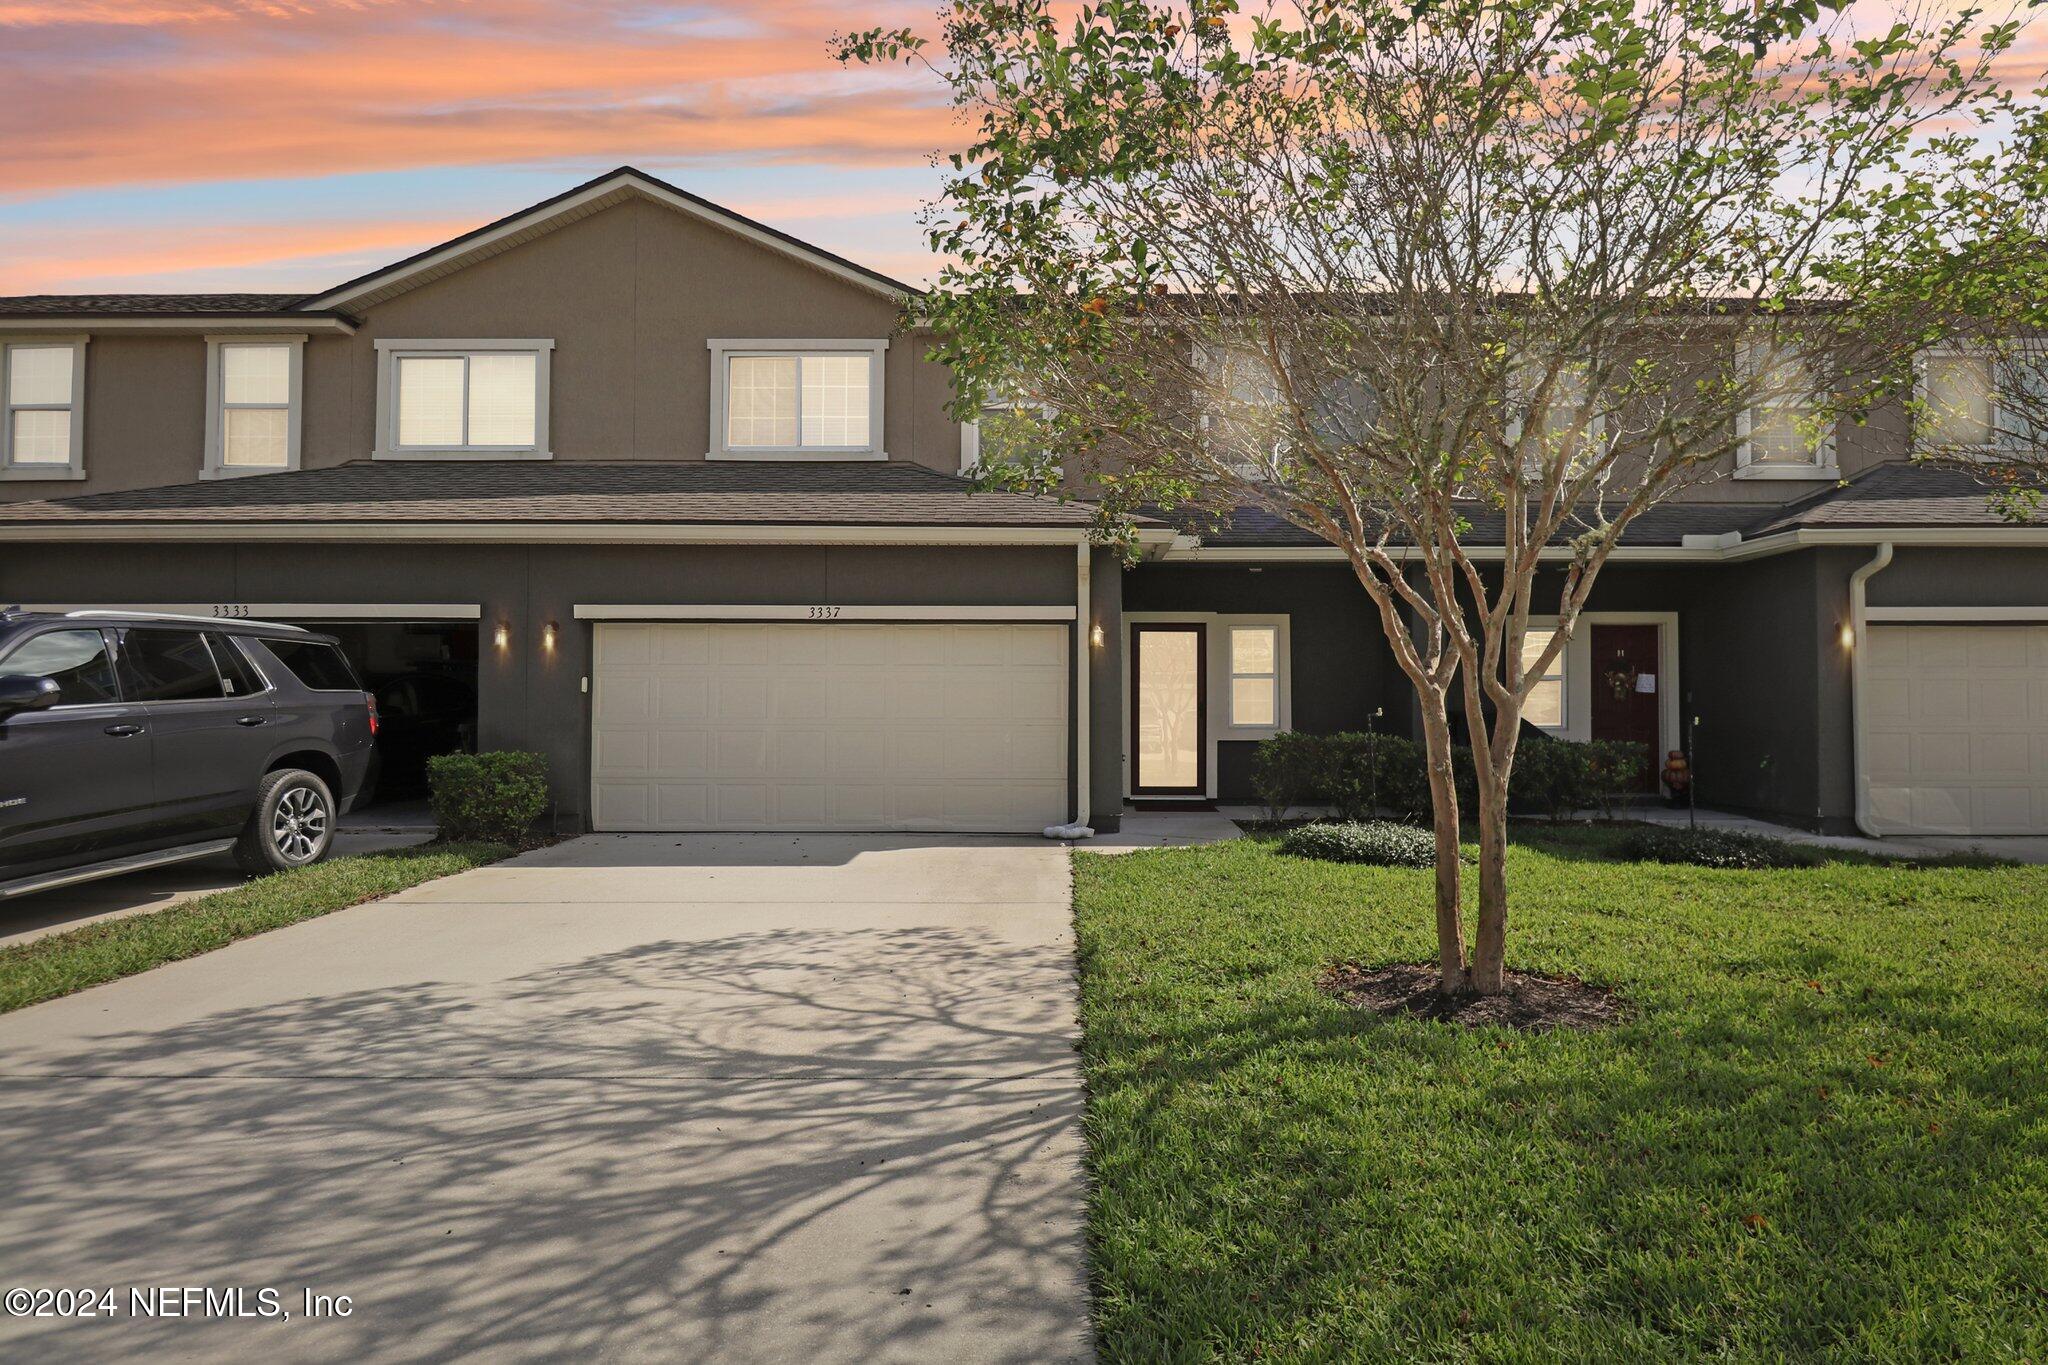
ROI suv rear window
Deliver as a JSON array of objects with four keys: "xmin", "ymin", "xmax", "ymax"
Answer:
[
  {"xmin": 120, "ymin": 628, "xmax": 228, "ymax": 702},
  {"xmin": 262, "ymin": 638, "xmax": 361, "ymax": 691}
]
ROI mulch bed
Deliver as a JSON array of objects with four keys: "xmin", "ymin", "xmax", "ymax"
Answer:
[{"xmin": 1318, "ymin": 961, "xmax": 1625, "ymax": 1032}]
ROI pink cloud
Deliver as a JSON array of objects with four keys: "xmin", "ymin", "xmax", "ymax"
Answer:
[
  {"xmin": 0, "ymin": 1, "xmax": 954, "ymax": 198},
  {"xmin": 0, "ymin": 216, "xmax": 476, "ymax": 294}
]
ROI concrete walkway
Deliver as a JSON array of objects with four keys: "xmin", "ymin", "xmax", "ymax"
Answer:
[{"xmin": 0, "ymin": 834, "xmax": 1090, "ymax": 1363}]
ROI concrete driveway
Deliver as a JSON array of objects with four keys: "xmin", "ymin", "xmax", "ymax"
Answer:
[{"xmin": 0, "ymin": 835, "xmax": 1090, "ymax": 1363}]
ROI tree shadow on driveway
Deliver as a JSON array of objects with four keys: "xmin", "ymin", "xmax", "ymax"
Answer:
[{"xmin": 0, "ymin": 924, "xmax": 1091, "ymax": 1363}]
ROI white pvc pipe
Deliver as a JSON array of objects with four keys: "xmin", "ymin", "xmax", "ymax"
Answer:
[{"xmin": 1849, "ymin": 540, "xmax": 1895, "ymax": 838}]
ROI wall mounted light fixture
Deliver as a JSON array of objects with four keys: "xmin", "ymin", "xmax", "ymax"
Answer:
[
  {"xmin": 1839, "ymin": 622, "xmax": 1856, "ymax": 650},
  {"xmin": 542, "ymin": 620, "xmax": 559, "ymax": 653},
  {"xmin": 493, "ymin": 620, "xmax": 510, "ymax": 651},
  {"xmin": 1089, "ymin": 622, "xmax": 1105, "ymax": 649}
]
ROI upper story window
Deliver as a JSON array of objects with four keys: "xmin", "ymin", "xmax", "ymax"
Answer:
[
  {"xmin": 1511, "ymin": 353, "xmax": 1602, "ymax": 475},
  {"xmin": 707, "ymin": 339, "xmax": 887, "ymax": 461},
  {"xmin": 205, "ymin": 337, "xmax": 304, "ymax": 478},
  {"xmin": 1196, "ymin": 340, "xmax": 1286, "ymax": 479},
  {"xmin": 1737, "ymin": 344, "xmax": 1837, "ymax": 479},
  {"xmin": 1, "ymin": 337, "xmax": 88, "ymax": 481},
  {"xmin": 373, "ymin": 339, "xmax": 553, "ymax": 461},
  {"xmin": 1917, "ymin": 343, "xmax": 2047, "ymax": 454},
  {"xmin": 960, "ymin": 397, "xmax": 1056, "ymax": 474}
]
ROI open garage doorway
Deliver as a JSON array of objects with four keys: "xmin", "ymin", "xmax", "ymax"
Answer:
[{"xmin": 286, "ymin": 619, "xmax": 479, "ymax": 812}]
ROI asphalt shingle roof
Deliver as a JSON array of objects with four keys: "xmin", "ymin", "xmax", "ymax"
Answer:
[
  {"xmin": 0, "ymin": 460, "xmax": 1105, "ymax": 529},
  {"xmin": 1159, "ymin": 462, "xmax": 2039, "ymax": 547},
  {"xmin": 1176, "ymin": 500, "xmax": 1763, "ymax": 548},
  {"xmin": 1746, "ymin": 461, "xmax": 2033, "ymax": 534},
  {"xmin": 0, "ymin": 294, "xmax": 315, "ymax": 316}
]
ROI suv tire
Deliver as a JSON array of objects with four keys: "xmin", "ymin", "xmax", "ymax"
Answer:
[{"xmin": 235, "ymin": 768, "xmax": 336, "ymax": 875}]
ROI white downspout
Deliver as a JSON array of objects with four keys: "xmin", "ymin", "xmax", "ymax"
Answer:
[
  {"xmin": 1074, "ymin": 540, "xmax": 1092, "ymax": 832},
  {"xmin": 1849, "ymin": 540, "xmax": 1894, "ymax": 838}
]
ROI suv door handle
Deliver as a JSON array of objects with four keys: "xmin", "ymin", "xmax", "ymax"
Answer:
[
  {"xmin": 103, "ymin": 723, "xmax": 145, "ymax": 737},
  {"xmin": 235, "ymin": 716, "xmax": 268, "ymax": 727}
]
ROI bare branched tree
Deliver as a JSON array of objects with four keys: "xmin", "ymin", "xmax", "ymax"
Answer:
[{"xmin": 839, "ymin": 0, "xmax": 2036, "ymax": 995}]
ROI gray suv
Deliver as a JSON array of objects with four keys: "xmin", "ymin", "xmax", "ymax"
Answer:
[{"xmin": 0, "ymin": 610, "xmax": 377, "ymax": 899}]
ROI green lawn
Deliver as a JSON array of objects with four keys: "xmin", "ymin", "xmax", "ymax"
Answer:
[
  {"xmin": 0, "ymin": 842, "xmax": 513, "ymax": 1014},
  {"xmin": 1073, "ymin": 827, "xmax": 2048, "ymax": 1362}
]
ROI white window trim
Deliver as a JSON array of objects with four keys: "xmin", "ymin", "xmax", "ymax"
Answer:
[
  {"xmin": 203, "ymin": 335, "xmax": 305, "ymax": 479},
  {"xmin": 372, "ymin": 338, "xmax": 554, "ymax": 461},
  {"xmin": 1914, "ymin": 341, "xmax": 2026, "ymax": 460},
  {"xmin": 0, "ymin": 335, "xmax": 89, "ymax": 481},
  {"xmin": 960, "ymin": 397, "xmax": 1056, "ymax": 474},
  {"xmin": 1735, "ymin": 341, "xmax": 1838, "ymax": 479},
  {"xmin": 1122, "ymin": 611, "xmax": 1292, "ymax": 800},
  {"xmin": 1508, "ymin": 352, "xmax": 1606, "ymax": 476},
  {"xmin": 1226, "ymin": 622, "xmax": 1282, "ymax": 729},
  {"xmin": 1531, "ymin": 612, "xmax": 1680, "ymax": 756},
  {"xmin": 707, "ymin": 338, "xmax": 888, "ymax": 462}
]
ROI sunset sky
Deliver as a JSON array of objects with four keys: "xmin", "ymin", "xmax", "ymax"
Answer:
[
  {"xmin": 1, "ymin": 1, "xmax": 2041, "ymax": 298},
  {"xmin": 0, "ymin": 1, "xmax": 960, "ymax": 295}
]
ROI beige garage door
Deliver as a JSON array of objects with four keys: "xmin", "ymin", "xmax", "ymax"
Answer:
[
  {"xmin": 590, "ymin": 622, "xmax": 1069, "ymax": 832},
  {"xmin": 1865, "ymin": 624, "xmax": 2048, "ymax": 835}
]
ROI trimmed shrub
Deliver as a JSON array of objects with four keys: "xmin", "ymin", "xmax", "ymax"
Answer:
[
  {"xmin": 1616, "ymin": 824, "xmax": 1820, "ymax": 870},
  {"xmin": 1251, "ymin": 730, "xmax": 1327, "ymax": 821},
  {"xmin": 1248, "ymin": 730, "xmax": 1649, "ymax": 824},
  {"xmin": 427, "ymin": 750, "xmax": 549, "ymax": 845},
  {"xmin": 1280, "ymin": 820, "xmax": 1437, "ymax": 867}
]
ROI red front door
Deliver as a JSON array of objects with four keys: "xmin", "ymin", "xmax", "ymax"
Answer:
[{"xmin": 1588, "ymin": 624, "xmax": 1662, "ymax": 791}]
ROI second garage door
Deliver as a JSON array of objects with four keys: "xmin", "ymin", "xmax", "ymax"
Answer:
[
  {"xmin": 590, "ymin": 621, "xmax": 1069, "ymax": 832},
  {"xmin": 1865, "ymin": 623, "xmax": 2048, "ymax": 835}
]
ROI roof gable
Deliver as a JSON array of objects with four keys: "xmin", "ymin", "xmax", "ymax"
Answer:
[{"xmin": 297, "ymin": 168, "xmax": 917, "ymax": 314}]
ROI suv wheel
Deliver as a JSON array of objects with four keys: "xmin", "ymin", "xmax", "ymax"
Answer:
[{"xmin": 236, "ymin": 768, "xmax": 336, "ymax": 874}]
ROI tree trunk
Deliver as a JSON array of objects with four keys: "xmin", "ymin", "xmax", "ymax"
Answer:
[
  {"xmin": 1416, "ymin": 701, "xmax": 1468, "ymax": 995},
  {"xmin": 1469, "ymin": 771, "xmax": 1511, "ymax": 995}
]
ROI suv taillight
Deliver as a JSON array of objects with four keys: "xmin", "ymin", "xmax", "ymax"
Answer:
[{"xmin": 366, "ymin": 692, "xmax": 380, "ymax": 737}]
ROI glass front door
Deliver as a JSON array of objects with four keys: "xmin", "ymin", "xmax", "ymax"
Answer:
[{"xmin": 1131, "ymin": 623, "xmax": 1206, "ymax": 795}]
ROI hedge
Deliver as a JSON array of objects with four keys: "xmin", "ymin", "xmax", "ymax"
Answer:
[{"xmin": 1252, "ymin": 730, "xmax": 1648, "ymax": 823}]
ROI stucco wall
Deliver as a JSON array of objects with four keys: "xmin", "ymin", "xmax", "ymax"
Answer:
[
  {"xmin": 1, "ymin": 196, "xmax": 961, "ymax": 501},
  {"xmin": 1122, "ymin": 562, "xmax": 1400, "ymax": 800},
  {"xmin": 0, "ymin": 541, "xmax": 1111, "ymax": 830}
]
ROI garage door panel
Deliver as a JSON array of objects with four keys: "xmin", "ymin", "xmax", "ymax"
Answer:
[
  {"xmin": 1971, "ymin": 632, "xmax": 2031, "ymax": 668},
  {"xmin": 948, "ymin": 675, "xmax": 1010, "ymax": 721},
  {"xmin": 655, "ymin": 784, "xmax": 708, "ymax": 826},
  {"xmin": 599, "ymin": 676, "xmax": 653, "ymax": 725},
  {"xmin": 892, "ymin": 675, "xmax": 949, "ymax": 722},
  {"xmin": 591, "ymin": 622, "xmax": 1069, "ymax": 832},
  {"xmin": 653, "ymin": 676, "xmax": 708, "ymax": 721},
  {"xmin": 649, "ymin": 629, "xmax": 705, "ymax": 665},
  {"xmin": 595, "ymin": 730, "xmax": 654, "ymax": 775},
  {"xmin": 597, "ymin": 625, "xmax": 653, "ymax": 666},
  {"xmin": 1866, "ymin": 677, "xmax": 1910, "ymax": 721},
  {"xmin": 1866, "ymin": 624, "xmax": 2048, "ymax": 835},
  {"xmin": 1011, "ymin": 673, "xmax": 1066, "ymax": 723},
  {"xmin": 769, "ymin": 731, "xmax": 829, "ymax": 780},
  {"xmin": 1971, "ymin": 735, "xmax": 2034, "ymax": 777},
  {"xmin": 654, "ymin": 730, "xmax": 708, "ymax": 773},
  {"xmin": 771, "ymin": 675, "xmax": 830, "ymax": 720},
  {"xmin": 1973, "ymin": 679, "xmax": 2028, "ymax": 721},
  {"xmin": 829, "ymin": 676, "xmax": 890, "ymax": 720}
]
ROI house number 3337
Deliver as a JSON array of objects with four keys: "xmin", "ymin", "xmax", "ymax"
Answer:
[{"xmin": 807, "ymin": 606, "xmax": 842, "ymax": 619}]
